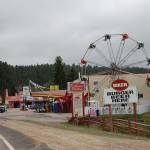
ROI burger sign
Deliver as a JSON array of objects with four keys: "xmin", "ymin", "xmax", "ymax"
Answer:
[{"xmin": 104, "ymin": 79, "xmax": 138, "ymax": 104}]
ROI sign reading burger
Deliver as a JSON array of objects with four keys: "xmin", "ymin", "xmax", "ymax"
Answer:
[{"xmin": 104, "ymin": 79, "xmax": 138, "ymax": 105}]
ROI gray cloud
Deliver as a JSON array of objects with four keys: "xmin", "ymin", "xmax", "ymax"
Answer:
[{"xmin": 0, "ymin": 0, "xmax": 150, "ymax": 66}]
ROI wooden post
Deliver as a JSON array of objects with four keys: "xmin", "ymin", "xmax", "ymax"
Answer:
[
  {"xmin": 102, "ymin": 117, "xmax": 105, "ymax": 131},
  {"xmin": 82, "ymin": 92, "xmax": 85, "ymax": 116},
  {"xmin": 88, "ymin": 76, "xmax": 90, "ymax": 106},
  {"xmin": 108, "ymin": 104, "xmax": 113, "ymax": 132},
  {"xmin": 88, "ymin": 115, "xmax": 90, "ymax": 127},
  {"xmin": 133, "ymin": 103, "xmax": 138, "ymax": 135},
  {"xmin": 133, "ymin": 103, "xmax": 137, "ymax": 123},
  {"xmin": 82, "ymin": 116, "xmax": 85, "ymax": 126},
  {"xmin": 128, "ymin": 118, "xmax": 131, "ymax": 134},
  {"xmin": 71, "ymin": 93, "xmax": 74, "ymax": 118}
]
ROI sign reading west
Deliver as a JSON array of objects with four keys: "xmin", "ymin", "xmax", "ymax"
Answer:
[
  {"xmin": 104, "ymin": 86, "xmax": 138, "ymax": 105},
  {"xmin": 70, "ymin": 83, "xmax": 84, "ymax": 92}
]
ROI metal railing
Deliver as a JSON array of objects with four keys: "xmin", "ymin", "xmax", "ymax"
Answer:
[
  {"xmin": 101, "ymin": 105, "xmax": 150, "ymax": 115},
  {"xmin": 85, "ymin": 104, "xmax": 150, "ymax": 116}
]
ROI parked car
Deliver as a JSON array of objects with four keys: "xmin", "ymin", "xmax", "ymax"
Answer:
[
  {"xmin": 36, "ymin": 105, "xmax": 46, "ymax": 113},
  {"xmin": 28, "ymin": 104, "xmax": 35, "ymax": 109},
  {"xmin": 0, "ymin": 106, "xmax": 7, "ymax": 113}
]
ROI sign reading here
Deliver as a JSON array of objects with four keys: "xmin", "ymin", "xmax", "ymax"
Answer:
[{"xmin": 104, "ymin": 86, "xmax": 138, "ymax": 105}]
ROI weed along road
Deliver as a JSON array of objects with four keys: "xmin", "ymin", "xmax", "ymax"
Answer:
[{"xmin": 1, "ymin": 109, "xmax": 150, "ymax": 150}]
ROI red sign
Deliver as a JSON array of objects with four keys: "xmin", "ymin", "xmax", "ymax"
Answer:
[
  {"xmin": 71, "ymin": 83, "xmax": 84, "ymax": 92},
  {"xmin": 111, "ymin": 79, "xmax": 129, "ymax": 91}
]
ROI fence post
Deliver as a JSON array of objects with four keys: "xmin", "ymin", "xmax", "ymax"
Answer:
[
  {"xmin": 82, "ymin": 116, "xmax": 85, "ymax": 126},
  {"xmin": 128, "ymin": 118, "xmax": 131, "ymax": 135},
  {"xmin": 98, "ymin": 119, "xmax": 101, "ymax": 130},
  {"xmin": 102, "ymin": 117, "xmax": 105, "ymax": 131},
  {"xmin": 88, "ymin": 115, "xmax": 90, "ymax": 128},
  {"xmin": 108, "ymin": 104, "xmax": 113, "ymax": 132},
  {"xmin": 76, "ymin": 113, "xmax": 79, "ymax": 125},
  {"xmin": 133, "ymin": 103, "xmax": 139, "ymax": 135},
  {"xmin": 73, "ymin": 114, "xmax": 77, "ymax": 126},
  {"xmin": 147, "ymin": 126, "xmax": 150, "ymax": 138}
]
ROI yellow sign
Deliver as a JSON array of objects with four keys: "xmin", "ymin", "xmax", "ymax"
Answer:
[{"xmin": 50, "ymin": 85, "xmax": 59, "ymax": 90}]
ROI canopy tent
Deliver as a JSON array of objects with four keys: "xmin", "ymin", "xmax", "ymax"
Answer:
[{"xmin": 30, "ymin": 90, "xmax": 72, "ymax": 113}]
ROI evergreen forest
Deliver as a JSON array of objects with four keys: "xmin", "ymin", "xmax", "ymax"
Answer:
[{"xmin": 0, "ymin": 56, "xmax": 148, "ymax": 102}]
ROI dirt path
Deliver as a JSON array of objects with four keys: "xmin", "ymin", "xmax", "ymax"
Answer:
[{"xmin": 0, "ymin": 119, "xmax": 150, "ymax": 150}]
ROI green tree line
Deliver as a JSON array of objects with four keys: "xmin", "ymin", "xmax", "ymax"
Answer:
[
  {"xmin": 0, "ymin": 56, "xmax": 148, "ymax": 101},
  {"xmin": 0, "ymin": 56, "xmax": 79, "ymax": 99}
]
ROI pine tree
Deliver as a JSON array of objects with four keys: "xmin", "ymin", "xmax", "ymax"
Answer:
[
  {"xmin": 68, "ymin": 65, "xmax": 78, "ymax": 82},
  {"xmin": 53, "ymin": 56, "xmax": 66, "ymax": 89}
]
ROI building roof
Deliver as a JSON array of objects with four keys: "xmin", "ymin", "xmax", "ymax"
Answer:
[
  {"xmin": 5, "ymin": 89, "xmax": 21, "ymax": 101},
  {"xmin": 30, "ymin": 90, "xmax": 67, "ymax": 98}
]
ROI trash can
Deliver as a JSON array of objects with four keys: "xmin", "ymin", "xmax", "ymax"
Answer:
[
  {"xmin": 54, "ymin": 102, "xmax": 59, "ymax": 113},
  {"xmin": 96, "ymin": 109, "xmax": 100, "ymax": 116}
]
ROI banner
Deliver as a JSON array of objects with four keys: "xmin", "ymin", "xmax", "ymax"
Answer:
[
  {"xmin": 73, "ymin": 93, "xmax": 83, "ymax": 117},
  {"xmin": 23, "ymin": 86, "xmax": 30, "ymax": 97},
  {"xmin": 104, "ymin": 86, "xmax": 138, "ymax": 105}
]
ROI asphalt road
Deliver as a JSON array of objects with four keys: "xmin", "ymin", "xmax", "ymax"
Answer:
[
  {"xmin": 0, "ymin": 124, "xmax": 53, "ymax": 150},
  {"xmin": 0, "ymin": 137, "xmax": 9, "ymax": 150},
  {"xmin": 0, "ymin": 108, "xmax": 71, "ymax": 150}
]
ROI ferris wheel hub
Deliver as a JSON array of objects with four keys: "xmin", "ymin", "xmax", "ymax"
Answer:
[{"xmin": 110, "ymin": 63, "xmax": 120, "ymax": 71}]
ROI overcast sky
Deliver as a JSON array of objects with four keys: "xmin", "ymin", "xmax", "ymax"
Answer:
[{"xmin": 0, "ymin": 0, "xmax": 150, "ymax": 66}]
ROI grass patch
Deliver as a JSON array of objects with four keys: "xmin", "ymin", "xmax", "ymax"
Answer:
[{"xmin": 18, "ymin": 119, "xmax": 48, "ymax": 126}]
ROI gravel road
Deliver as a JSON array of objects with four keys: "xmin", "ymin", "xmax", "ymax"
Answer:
[{"xmin": 0, "ymin": 109, "xmax": 150, "ymax": 150}]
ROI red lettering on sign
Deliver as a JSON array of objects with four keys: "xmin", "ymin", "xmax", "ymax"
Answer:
[
  {"xmin": 70, "ymin": 83, "xmax": 84, "ymax": 92},
  {"xmin": 112, "ymin": 79, "xmax": 129, "ymax": 91}
]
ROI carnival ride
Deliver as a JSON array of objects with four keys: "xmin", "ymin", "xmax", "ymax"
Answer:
[{"xmin": 81, "ymin": 34, "xmax": 150, "ymax": 99}]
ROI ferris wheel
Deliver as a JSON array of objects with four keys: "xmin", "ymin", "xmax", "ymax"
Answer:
[{"xmin": 81, "ymin": 34, "xmax": 150, "ymax": 97}]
